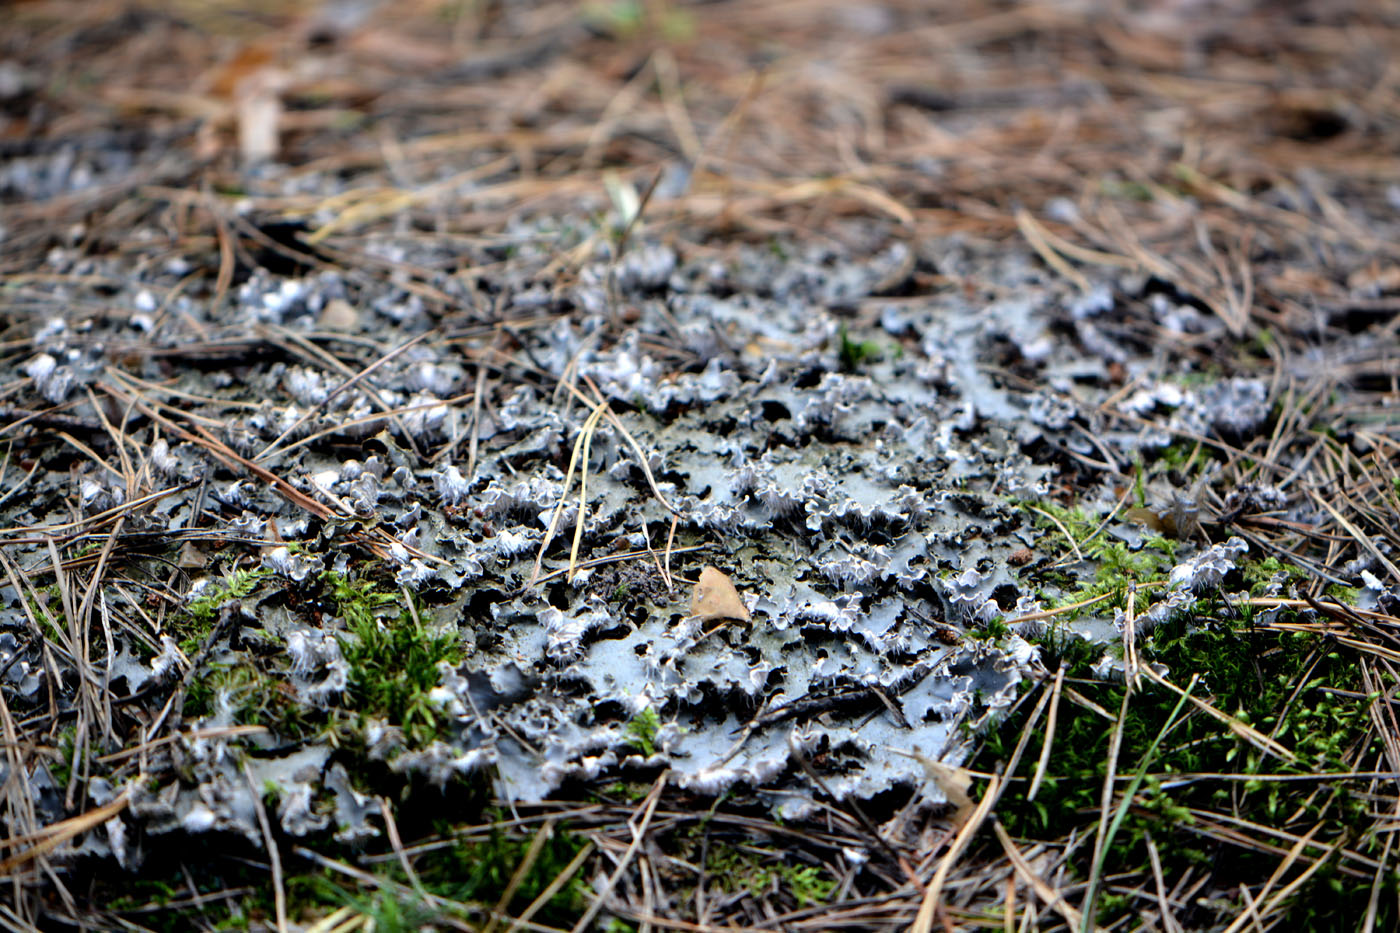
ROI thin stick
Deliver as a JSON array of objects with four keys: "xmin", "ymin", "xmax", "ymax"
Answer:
[
  {"xmin": 1123, "ymin": 583, "xmax": 1139, "ymax": 689},
  {"xmin": 0, "ymin": 458, "xmax": 41, "ymax": 509},
  {"xmin": 994, "ymin": 820, "xmax": 1092, "ymax": 932},
  {"xmin": 1027, "ymin": 505, "xmax": 1084, "ymax": 563},
  {"xmin": 0, "ymin": 788, "xmax": 131, "ymax": 873},
  {"xmin": 1082, "ymin": 676, "xmax": 1197, "ymax": 932},
  {"xmin": 380, "ymin": 798, "xmax": 427, "ymax": 900},
  {"xmin": 1084, "ymin": 684, "xmax": 1132, "ymax": 932},
  {"xmin": 254, "ymin": 327, "xmax": 436, "ymax": 463},
  {"xmin": 1017, "ymin": 208, "xmax": 1090, "ymax": 293},
  {"xmin": 1141, "ymin": 665, "xmax": 1296, "ymax": 762},
  {"xmin": 1145, "ymin": 833, "xmax": 1183, "ymax": 933},
  {"xmin": 464, "ymin": 328, "xmax": 497, "ymax": 477},
  {"xmin": 569, "ymin": 772, "xmax": 668, "ymax": 933},
  {"xmin": 911, "ymin": 773, "xmax": 1002, "ymax": 933},
  {"xmin": 531, "ymin": 397, "xmax": 608, "ymax": 588},
  {"xmin": 527, "ymin": 544, "xmax": 704, "ymax": 589},
  {"xmin": 577, "ymin": 376, "xmax": 679, "ymax": 515},
  {"xmin": 568, "ymin": 401, "xmax": 606, "ymax": 581},
  {"xmin": 1311, "ymin": 488, "xmax": 1400, "ymax": 583},
  {"xmin": 663, "ymin": 514, "xmax": 678, "ymax": 593},
  {"xmin": 1219, "ymin": 829, "xmax": 1335, "ymax": 933},
  {"xmin": 483, "ymin": 819, "xmax": 556, "ymax": 933},
  {"xmin": 506, "ymin": 840, "xmax": 595, "ymax": 933},
  {"xmin": 244, "ymin": 763, "xmax": 288, "ymax": 933},
  {"xmin": 1026, "ymin": 663, "xmax": 1066, "ymax": 802}
]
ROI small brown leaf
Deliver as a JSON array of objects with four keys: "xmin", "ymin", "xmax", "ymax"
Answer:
[
  {"xmin": 318, "ymin": 298, "xmax": 359, "ymax": 331},
  {"xmin": 234, "ymin": 67, "xmax": 288, "ymax": 164},
  {"xmin": 929, "ymin": 762, "xmax": 976, "ymax": 830},
  {"xmin": 176, "ymin": 542, "xmax": 208, "ymax": 570},
  {"xmin": 900, "ymin": 748, "xmax": 975, "ymax": 830},
  {"xmin": 1123, "ymin": 506, "xmax": 1168, "ymax": 534},
  {"xmin": 689, "ymin": 566, "xmax": 751, "ymax": 623}
]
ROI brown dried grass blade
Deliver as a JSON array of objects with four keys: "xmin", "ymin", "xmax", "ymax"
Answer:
[
  {"xmin": 0, "ymin": 787, "xmax": 132, "ymax": 873},
  {"xmin": 910, "ymin": 773, "xmax": 1001, "ymax": 933}
]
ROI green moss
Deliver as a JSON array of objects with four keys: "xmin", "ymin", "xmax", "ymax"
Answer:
[
  {"xmin": 106, "ymin": 880, "xmax": 175, "ymax": 911},
  {"xmin": 1157, "ymin": 439, "xmax": 1203, "ymax": 473},
  {"xmin": 1020, "ymin": 499, "xmax": 1177, "ymax": 619},
  {"xmin": 321, "ymin": 569, "xmax": 398, "ymax": 628},
  {"xmin": 1286, "ymin": 864, "xmax": 1400, "ymax": 931},
  {"xmin": 966, "ymin": 617, "xmax": 1012, "ymax": 643},
  {"xmin": 1326, "ymin": 584, "xmax": 1361, "ymax": 604},
  {"xmin": 100, "ymin": 805, "xmax": 590, "ymax": 929},
  {"xmin": 330, "ymin": 572, "xmax": 461, "ymax": 747},
  {"xmin": 50, "ymin": 724, "xmax": 78, "ymax": 787},
  {"xmin": 182, "ymin": 660, "xmax": 310, "ymax": 738},
  {"xmin": 1021, "ymin": 500, "xmax": 1096, "ymax": 552},
  {"xmin": 625, "ymin": 706, "xmax": 661, "ymax": 757},
  {"xmin": 837, "ymin": 323, "xmax": 882, "ymax": 372},
  {"xmin": 585, "ymin": 0, "xmax": 644, "ymax": 36},
  {"xmin": 1094, "ymin": 540, "xmax": 1169, "ymax": 583},
  {"xmin": 417, "ymin": 824, "xmax": 588, "ymax": 918},
  {"xmin": 103, "ymin": 856, "xmax": 282, "ymax": 932},
  {"xmin": 704, "ymin": 841, "xmax": 835, "ymax": 906},
  {"xmin": 976, "ymin": 598, "xmax": 1390, "ymax": 928},
  {"xmin": 321, "ymin": 886, "xmax": 438, "ymax": 932},
  {"xmin": 600, "ymin": 780, "xmax": 650, "ymax": 802},
  {"xmin": 1100, "ymin": 178, "xmax": 1156, "ymax": 201},
  {"xmin": 179, "ymin": 567, "xmax": 271, "ymax": 655},
  {"xmin": 28, "ymin": 590, "xmax": 67, "ymax": 650},
  {"xmin": 776, "ymin": 864, "xmax": 836, "ymax": 906},
  {"xmin": 303, "ymin": 819, "xmax": 589, "ymax": 929},
  {"xmin": 584, "ymin": 0, "xmax": 693, "ymax": 41},
  {"xmin": 178, "ymin": 566, "xmax": 460, "ymax": 747}
]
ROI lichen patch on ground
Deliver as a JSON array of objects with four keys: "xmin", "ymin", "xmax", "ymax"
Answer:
[{"xmin": 3, "ymin": 2, "xmax": 1400, "ymax": 930}]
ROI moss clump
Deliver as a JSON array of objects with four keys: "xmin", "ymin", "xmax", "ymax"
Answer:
[
  {"xmin": 837, "ymin": 323, "xmax": 882, "ymax": 371},
  {"xmin": 188, "ymin": 567, "xmax": 269, "ymax": 623},
  {"xmin": 177, "ymin": 566, "xmax": 271, "ymax": 656},
  {"xmin": 701, "ymin": 840, "xmax": 835, "ymax": 907},
  {"xmin": 977, "ymin": 601, "xmax": 1391, "ymax": 928},
  {"xmin": 1020, "ymin": 500, "xmax": 1178, "ymax": 619},
  {"xmin": 1240, "ymin": 555, "xmax": 1307, "ymax": 592},
  {"xmin": 624, "ymin": 706, "xmax": 661, "ymax": 756},
  {"xmin": 327, "ymin": 571, "xmax": 462, "ymax": 747},
  {"xmin": 182, "ymin": 660, "xmax": 312, "ymax": 739}
]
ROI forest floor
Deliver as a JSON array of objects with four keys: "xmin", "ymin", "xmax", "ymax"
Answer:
[{"xmin": 2, "ymin": 1, "xmax": 1400, "ymax": 930}]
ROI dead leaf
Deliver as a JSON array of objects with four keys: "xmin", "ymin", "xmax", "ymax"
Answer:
[
  {"xmin": 896, "ymin": 747, "xmax": 975, "ymax": 830},
  {"xmin": 1347, "ymin": 261, "xmax": 1400, "ymax": 294},
  {"xmin": 1123, "ymin": 506, "xmax": 1168, "ymax": 534},
  {"xmin": 176, "ymin": 542, "xmax": 207, "ymax": 570},
  {"xmin": 689, "ymin": 566, "xmax": 751, "ymax": 623},
  {"xmin": 234, "ymin": 66, "xmax": 289, "ymax": 164},
  {"xmin": 318, "ymin": 298, "xmax": 359, "ymax": 331},
  {"xmin": 924, "ymin": 759, "xmax": 975, "ymax": 830}
]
